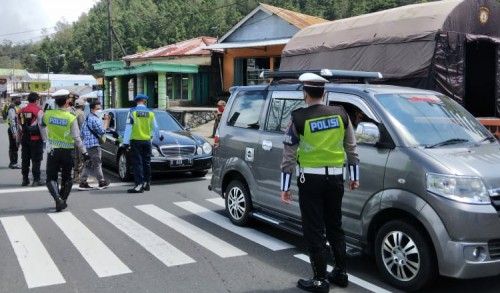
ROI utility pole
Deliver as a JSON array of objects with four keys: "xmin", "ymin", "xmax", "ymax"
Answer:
[{"xmin": 107, "ymin": 0, "xmax": 113, "ymax": 61}]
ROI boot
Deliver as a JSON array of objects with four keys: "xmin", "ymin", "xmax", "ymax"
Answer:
[
  {"xmin": 297, "ymin": 250, "xmax": 329, "ymax": 293},
  {"xmin": 59, "ymin": 180, "xmax": 73, "ymax": 204},
  {"xmin": 22, "ymin": 177, "xmax": 30, "ymax": 186},
  {"xmin": 127, "ymin": 184, "xmax": 144, "ymax": 193},
  {"xmin": 328, "ymin": 241, "xmax": 348, "ymax": 288},
  {"xmin": 47, "ymin": 181, "xmax": 67, "ymax": 212},
  {"xmin": 142, "ymin": 181, "xmax": 150, "ymax": 191}
]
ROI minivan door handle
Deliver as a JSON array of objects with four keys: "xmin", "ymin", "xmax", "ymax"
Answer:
[{"xmin": 262, "ymin": 140, "xmax": 273, "ymax": 151}]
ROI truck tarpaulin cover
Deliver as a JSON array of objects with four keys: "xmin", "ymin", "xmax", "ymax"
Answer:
[{"xmin": 281, "ymin": 0, "xmax": 500, "ymax": 108}]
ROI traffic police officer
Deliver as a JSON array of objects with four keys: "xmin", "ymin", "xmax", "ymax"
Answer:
[
  {"xmin": 7, "ymin": 96, "xmax": 21, "ymax": 169},
  {"xmin": 123, "ymin": 94, "xmax": 162, "ymax": 193},
  {"xmin": 42, "ymin": 91, "xmax": 89, "ymax": 211},
  {"xmin": 280, "ymin": 73, "xmax": 360, "ymax": 293},
  {"xmin": 18, "ymin": 92, "xmax": 46, "ymax": 186}
]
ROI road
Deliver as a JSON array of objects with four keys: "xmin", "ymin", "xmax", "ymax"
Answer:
[{"xmin": 1, "ymin": 123, "xmax": 500, "ymax": 292}]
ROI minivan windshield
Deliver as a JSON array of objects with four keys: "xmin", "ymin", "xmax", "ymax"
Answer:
[{"xmin": 376, "ymin": 94, "xmax": 492, "ymax": 147}]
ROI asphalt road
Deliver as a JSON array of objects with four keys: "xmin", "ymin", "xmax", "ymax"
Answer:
[{"xmin": 1, "ymin": 123, "xmax": 500, "ymax": 293}]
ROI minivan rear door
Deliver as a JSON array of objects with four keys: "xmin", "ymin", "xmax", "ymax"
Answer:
[{"xmin": 255, "ymin": 91, "xmax": 305, "ymax": 217}]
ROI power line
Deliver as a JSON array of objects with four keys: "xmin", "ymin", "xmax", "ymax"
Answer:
[{"xmin": 0, "ymin": 27, "xmax": 56, "ymax": 37}]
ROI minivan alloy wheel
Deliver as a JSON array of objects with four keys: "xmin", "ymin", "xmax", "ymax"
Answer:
[
  {"xmin": 118, "ymin": 152, "xmax": 132, "ymax": 182},
  {"xmin": 381, "ymin": 230, "xmax": 420, "ymax": 281},
  {"xmin": 374, "ymin": 220, "xmax": 436, "ymax": 292},
  {"xmin": 225, "ymin": 180, "xmax": 252, "ymax": 226}
]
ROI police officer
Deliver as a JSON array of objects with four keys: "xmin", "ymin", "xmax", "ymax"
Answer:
[
  {"xmin": 17, "ymin": 92, "xmax": 46, "ymax": 186},
  {"xmin": 42, "ymin": 91, "xmax": 89, "ymax": 212},
  {"xmin": 123, "ymin": 94, "xmax": 162, "ymax": 193},
  {"xmin": 7, "ymin": 96, "xmax": 21, "ymax": 169},
  {"xmin": 280, "ymin": 73, "xmax": 360, "ymax": 292}
]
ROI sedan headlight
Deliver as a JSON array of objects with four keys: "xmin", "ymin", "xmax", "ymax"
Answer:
[
  {"xmin": 426, "ymin": 173, "xmax": 490, "ymax": 204},
  {"xmin": 202, "ymin": 142, "xmax": 212, "ymax": 154},
  {"xmin": 151, "ymin": 147, "xmax": 161, "ymax": 157}
]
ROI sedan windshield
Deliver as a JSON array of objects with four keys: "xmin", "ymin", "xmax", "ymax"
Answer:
[
  {"xmin": 153, "ymin": 111, "xmax": 184, "ymax": 131},
  {"xmin": 376, "ymin": 94, "xmax": 491, "ymax": 147}
]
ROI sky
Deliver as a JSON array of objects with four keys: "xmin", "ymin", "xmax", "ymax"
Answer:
[{"xmin": 0, "ymin": 0, "xmax": 98, "ymax": 44}]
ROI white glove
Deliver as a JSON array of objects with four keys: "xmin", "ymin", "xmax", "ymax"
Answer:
[{"xmin": 44, "ymin": 141, "xmax": 53, "ymax": 153}]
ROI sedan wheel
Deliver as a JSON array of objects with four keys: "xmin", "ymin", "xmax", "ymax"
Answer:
[
  {"xmin": 374, "ymin": 220, "xmax": 436, "ymax": 292},
  {"xmin": 225, "ymin": 180, "xmax": 252, "ymax": 226},
  {"xmin": 118, "ymin": 152, "xmax": 132, "ymax": 182}
]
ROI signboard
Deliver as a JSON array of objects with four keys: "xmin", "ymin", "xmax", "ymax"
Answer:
[
  {"xmin": 28, "ymin": 81, "xmax": 51, "ymax": 92},
  {"xmin": 0, "ymin": 79, "xmax": 7, "ymax": 92}
]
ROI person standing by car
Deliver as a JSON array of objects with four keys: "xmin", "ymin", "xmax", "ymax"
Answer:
[
  {"xmin": 73, "ymin": 98, "xmax": 86, "ymax": 183},
  {"xmin": 42, "ymin": 92, "xmax": 89, "ymax": 212},
  {"xmin": 123, "ymin": 94, "xmax": 162, "ymax": 193},
  {"xmin": 17, "ymin": 92, "xmax": 46, "ymax": 186},
  {"xmin": 280, "ymin": 73, "xmax": 360, "ymax": 292},
  {"xmin": 7, "ymin": 96, "xmax": 21, "ymax": 169},
  {"xmin": 78, "ymin": 101, "xmax": 110, "ymax": 190}
]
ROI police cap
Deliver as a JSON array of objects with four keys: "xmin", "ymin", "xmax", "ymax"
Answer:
[
  {"xmin": 135, "ymin": 94, "xmax": 148, "ymax": 101},
  {"xmin": 299, "ymin": 73, "xmax": 328, "ymax": 89}
]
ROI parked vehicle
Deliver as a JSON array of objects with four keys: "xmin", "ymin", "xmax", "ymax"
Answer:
[
  {"xmin": 209, "ymin": 69, "xmax": 500, "ymax": 291},
  {"xmin": 99, "ymin": 108, "xmax": 212, "ymax": 181}
]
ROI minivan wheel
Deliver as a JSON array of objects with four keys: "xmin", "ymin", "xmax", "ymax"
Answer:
[
  {"xmin": 374, "ymin": 220, "xmax": 436, "ymax": 292},
  {"xmin": 225, "ymin": 180, "xmax": 252, "ymax": 226},
  {"xmin": 118, "ymin": 152, "xmax": 132, "ymax": 182}
]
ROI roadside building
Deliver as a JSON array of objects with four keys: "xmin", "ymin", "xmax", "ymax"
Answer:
[
  {"xmin": 205, "ymin": 3, "xmax": 327, "ymax": 93},
  {"xmin": 93, "ymin": 36, "xmax": 222, "ymax": 109}
]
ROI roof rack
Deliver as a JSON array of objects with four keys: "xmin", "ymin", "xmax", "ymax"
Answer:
[{"xmin": 260, "ymin": 69, "xmax": 383, "ymax": 84}]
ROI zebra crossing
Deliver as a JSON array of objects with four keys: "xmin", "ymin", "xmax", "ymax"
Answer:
[{"xmin": 0, "ymin": 198, "xmax": 295, "ymax": 289}]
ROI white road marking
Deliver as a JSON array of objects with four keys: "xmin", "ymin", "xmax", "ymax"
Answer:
[
  {"xmin": 48, "ymin": 212, "xmax": 132, "ymax": 277},
  {"xmin": 136, "ymin": 204, "xmax": 246, "ymax": 258},
  {"xmin": 94, "ymin": 208, "xmax": 195, "ymax": 267},
  {"xmin": 294, "ymin": 254, "xmax": 392, "ymax": 293},
  {"xmin": 175, "ymin": 201, "xmax": 294, "ymax": 251},
  {"xmin": 206, "ymin": 197, "xmax": 225, "ymax": 207},
  {"xmin": 0, "ymin": 216, "xmax": 66, "ymax": 288},
  {"xmin": 0, "ymin": 182, "xmax": 131, "ymax": 194}
]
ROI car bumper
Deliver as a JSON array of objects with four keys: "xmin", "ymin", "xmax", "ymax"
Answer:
[{"xmin": 150, "ymin": 156, "xmax": 212, "ymax": 172}]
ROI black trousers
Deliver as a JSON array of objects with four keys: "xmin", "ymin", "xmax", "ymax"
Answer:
[
  {"xmin": 8, "ymin": 128, "xmax": 18, "ymax": 165},
  {"xmin": 46, "ymin": 148, "xmax": 74, "ymax": 185},
  {"xmin": 130, "ymin": 140, "xmax": 152, "ymax": 186},
  {"xmin": 298, "ymin": 173, "xmax": 345, "ymax": 254},
  {"xmin": 21, "ymin": 140, "xmax": 44, "ymax": 181}
]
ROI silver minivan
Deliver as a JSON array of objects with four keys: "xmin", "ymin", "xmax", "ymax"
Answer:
[{"xmin": 209, "ymin": 71, "xmax": 500, "ymax": 291}]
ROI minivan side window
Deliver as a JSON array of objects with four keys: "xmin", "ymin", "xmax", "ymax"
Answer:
[
  {"xmin": 227, "ymin": 90, "xmax": 266, "ymax": 128},
  {"xmin": 266, "ymin": 98, "xmax": 306, "ymax": 132}
]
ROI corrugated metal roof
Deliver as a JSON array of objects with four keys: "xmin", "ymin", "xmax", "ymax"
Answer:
[
  {"xmin": 205, "ymin": 38, "xmax": 290, "ymax": 50},
  {"xmin": 123, "ymin": 36, "xmax": 218, "ymax": 60},
  {"xmin": 259, "ymin": 3, "xmax": 328, "ymax": 29}
]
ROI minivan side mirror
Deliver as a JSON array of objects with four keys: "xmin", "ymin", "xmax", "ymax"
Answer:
[{"xmin": 356, "ymin": 122, "xmax": 380, "ymax": 145}]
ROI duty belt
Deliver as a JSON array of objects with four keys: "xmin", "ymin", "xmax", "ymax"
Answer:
[{"xmin": 296, "ymin": 166, "xmax": 343, "ymax": 175}]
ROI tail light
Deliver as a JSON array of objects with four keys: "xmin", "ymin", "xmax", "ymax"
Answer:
[{"xmin": 214, "ymin": 129, "xmax": 220, "ymax": 148}]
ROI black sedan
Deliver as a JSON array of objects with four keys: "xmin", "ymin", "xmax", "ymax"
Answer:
[{"xmin": 98, "ymin": 108, "xmax": 212, "ymax": 181}]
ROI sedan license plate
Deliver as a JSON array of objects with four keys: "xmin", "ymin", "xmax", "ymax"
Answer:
[{"xmin": 170, "ymin": 159, "xmax": 193, "ymax": 167}]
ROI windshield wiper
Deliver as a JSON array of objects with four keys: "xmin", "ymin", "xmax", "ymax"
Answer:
[
  {"xmin": 476, "ymin": 136, "xmax": 496, "ymax": 145},
  {"xmin": 425, "ymin": 138, "xmax": 469, "ymax": 149}
]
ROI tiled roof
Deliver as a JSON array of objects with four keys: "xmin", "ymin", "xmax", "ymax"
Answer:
[
  {"xmin": 259, "ymin": 3, "xmax": 328, "ymax": 29},
  {"xmin": 123, "ymin": 36, "xmax": 218, "ymax": 60}
]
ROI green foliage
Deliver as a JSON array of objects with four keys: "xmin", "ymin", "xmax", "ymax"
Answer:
[{"xmin": 0, "ymin": 0, "xmax": 481, "ymax": 74}]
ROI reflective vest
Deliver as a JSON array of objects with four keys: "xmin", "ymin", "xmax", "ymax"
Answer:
[
  {"xmin": 6, "ymin": 105, "xmax": 19, "ymax": 127},
  {"xmin": 129, "ymin": 108, "xmax": 155, "ymax": 140},
  {"xmin": 44, "ymin": 110, "xmax": 76, "ymax": 148},
  {"xmin": 293, "ymin": 105, "xmax": 348, "ymax": 168}
]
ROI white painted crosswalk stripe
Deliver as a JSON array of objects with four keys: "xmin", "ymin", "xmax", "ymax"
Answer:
[
  {"xmin": 175, "ymin": 201, "xmax": 294, "ymax": 251},
  {"xmin": 0, "ymin": 216, "xmax": 66, "ymax": 288},
  {"xmin": 206, "ymin": 197, "xmax": 225, "ymax": 207},
  {"xmin": 294, "ymin": 254, "xmax": 392, "ymax": 293},
  {"xmin": 48, "ymin": 212, "xmax": 132, "ymax": 277},
  {"xmin": 94, "ymin": 208, "xmax": 195, "ymax": 267},
  {"xmin": 136, "ymin": 204, "xmax": 246, "ymax": 258}
]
